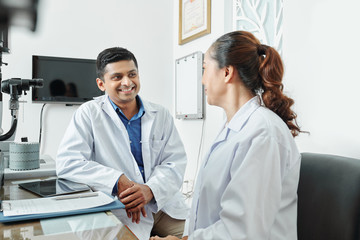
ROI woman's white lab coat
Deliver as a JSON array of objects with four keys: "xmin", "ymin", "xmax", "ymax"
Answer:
[
  {"xmin": 185, "ymin": 97, "xmax": 301, "ymax": 240},
  {"xmin": 56, "ymin": 95, "xmax": 188, "ymax": 240}
]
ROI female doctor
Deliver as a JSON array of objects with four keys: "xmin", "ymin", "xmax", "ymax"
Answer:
[{"xmin": 151, "ymin": 31, "xmax": 302, "ymax": 240}]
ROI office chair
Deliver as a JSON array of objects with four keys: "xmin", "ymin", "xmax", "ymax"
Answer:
[{"xmin": 297, "ymin": 152, "xmax": 360, "ymax": 240}]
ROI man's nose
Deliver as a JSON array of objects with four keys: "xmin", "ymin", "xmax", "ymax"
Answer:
[{"xmin": 121, "ymin": 77, "xmax": 131, "ymax": 86}]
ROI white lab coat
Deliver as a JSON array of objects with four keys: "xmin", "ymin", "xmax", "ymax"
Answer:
[
  {"xmin": 185, "ymin": 97, "xmax": 301, "ymax": 240},
  {"xmin": 56, "ymin": 95, "xmax": 188, "ymax": 240}
]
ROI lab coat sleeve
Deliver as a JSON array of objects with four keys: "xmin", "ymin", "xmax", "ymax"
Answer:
[
  {"xmin": 183, "ymin": 218, "xmax": 190, "ymax": 238},
  {"xmin": 56, "ymin": 106, "xmax": 122, "ymax": 196},
  {"xmin": 145, "ymin": 110, "xmax": 187, "ymax": 212},
  {"xmin": 190, "ymin": 136, "xmax": 287, "ymax": 240}
]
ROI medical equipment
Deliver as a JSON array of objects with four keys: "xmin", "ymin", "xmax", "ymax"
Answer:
[
  {"xmin": 0, "ymin": 78, "xmax": 43, "ymax": 141},
  {"xmin": 0, "ymin": 0, "xmax": 42, "ymax": 188},
  {"xmin": 0, "ymin": 0, "xmax": 42, "ymax": 141}
]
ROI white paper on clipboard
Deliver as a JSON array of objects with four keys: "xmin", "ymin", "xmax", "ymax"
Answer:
[
  {"xmin": 175, "ymin": 51, "xmax": 204, "ymax": 119},
  {"xmin": 1, "ymin": 191, "xmax": 114, "ymax": 217}
]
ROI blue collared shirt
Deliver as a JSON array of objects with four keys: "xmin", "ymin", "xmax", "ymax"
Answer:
[{"xmin": 109, "ymin": 96, "xmax": 145, "ymax": 194}]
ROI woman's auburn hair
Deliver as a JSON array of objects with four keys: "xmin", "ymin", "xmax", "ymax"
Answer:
[{"xmin": 211, "ymin": 31, "xmax": 301, "ymax": 137}]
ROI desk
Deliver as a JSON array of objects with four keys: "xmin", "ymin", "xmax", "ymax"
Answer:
[{"xmin": 0, "ymin": 179, "xmax": 138, "ymax": 240}]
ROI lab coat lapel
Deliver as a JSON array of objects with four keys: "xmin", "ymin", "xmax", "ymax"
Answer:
[
  {"xmin": 204, "ymin": 97, "xmax": 260, "ymax": 167},
  {"xmin": 208, "ymin": 123, "xmax": 229, "ymax": 158},
  {"xmin": 197, "ymin": 123, "xmax": 228, "ymax": 172},
  {"xmin": 141, "ymin": 101, "xmax": 157, "ymax": 181},
  {"xmin": 141, "ymin": 109, "xmax": 155, "ymax": 143},
  {"xmin": 101, "ymin": 97, "xmax": 130, "ymax": 142}
]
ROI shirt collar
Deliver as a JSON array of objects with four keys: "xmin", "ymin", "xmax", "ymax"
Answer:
[
  {"xmin": 226, "ymin": 96, "xmax": 261, "ymax": 132},
  {"xmin": 108, "ymin": 95, "xmax": 145, "ymax": 120}
]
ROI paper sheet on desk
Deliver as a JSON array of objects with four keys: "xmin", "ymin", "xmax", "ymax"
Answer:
[{"xmin": 2, "ymin": 191, "xmax": 114, "ymax": 217}]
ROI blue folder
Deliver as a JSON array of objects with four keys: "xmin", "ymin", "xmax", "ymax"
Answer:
[{"xmin": 0, "ymin": 199, "xmax": 125, "ymax": 223}]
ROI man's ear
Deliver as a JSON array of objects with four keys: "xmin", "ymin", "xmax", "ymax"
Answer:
[
  {"xmin": 96, "ymin": 78, "xmax": 106, "ymax": 91},
  {"xmin": 224, "ymin": 65, "xmax": 235, "ymax": 83}
]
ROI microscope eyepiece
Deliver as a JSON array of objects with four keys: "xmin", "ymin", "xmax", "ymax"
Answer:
[
  {"xmin": 1, "ymin": 78, "xmax": 44, "ymax": 94},
  {"xmin": 29, "ymin": 79, "xmax": 44, "ymax": 88}
]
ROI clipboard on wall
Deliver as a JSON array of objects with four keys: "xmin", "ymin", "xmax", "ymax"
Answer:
[{"xmin": 175, "ymin": 51, "xmax": 204, "ymax": 119}]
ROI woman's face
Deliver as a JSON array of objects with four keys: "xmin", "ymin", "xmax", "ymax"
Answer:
[{"xmin": 202, "ymin": 49, "xmax": 227, "ymax": 107}]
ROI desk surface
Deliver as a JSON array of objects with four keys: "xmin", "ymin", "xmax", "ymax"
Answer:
[{"xmin": 0, "ymin": 179, "xmax": 138, "ymax": 240}]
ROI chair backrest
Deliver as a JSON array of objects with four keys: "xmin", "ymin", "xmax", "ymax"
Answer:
[{"xmin": 298, "ymin": 152, "xmax": 360, "ymax": 240}]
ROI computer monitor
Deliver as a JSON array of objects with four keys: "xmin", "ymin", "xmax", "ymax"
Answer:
[{"xmin": 32, "ymin": 55, "xmax": 103, "ymax": 104}]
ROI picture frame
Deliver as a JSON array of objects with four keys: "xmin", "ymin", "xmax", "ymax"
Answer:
[{"xmin": 179, "ymin": 0, "xmax": 211, "ymax": 45}]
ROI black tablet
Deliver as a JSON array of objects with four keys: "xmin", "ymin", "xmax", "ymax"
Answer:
[{"xmin": 18, "ymin": 178, "xmax": 91, "ymax": 197}]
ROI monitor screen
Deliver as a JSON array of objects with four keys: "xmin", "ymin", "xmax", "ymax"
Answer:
[{"xmin": 32, "ymin": 55, "xmax": 103, "ymax": 103}]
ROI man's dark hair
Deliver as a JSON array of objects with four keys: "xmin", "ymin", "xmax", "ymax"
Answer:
[{"xmin": 96, "ymin": 47, "xmax": 138, "ymax": 80}]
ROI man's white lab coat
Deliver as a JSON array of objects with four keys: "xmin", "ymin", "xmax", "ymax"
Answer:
[{"xmin": 56, "ymin": 95, "xmax": 188, "ymax": 240}]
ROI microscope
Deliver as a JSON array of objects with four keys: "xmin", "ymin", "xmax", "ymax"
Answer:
[
  {"xmin": 0, "ymin": 0, "xmax": 42, "ymax": 188},
  {"xmin": 0, "ymin": 78, "xmax": 44, "ymax": 141}
]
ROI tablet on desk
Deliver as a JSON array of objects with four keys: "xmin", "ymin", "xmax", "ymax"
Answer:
[{"xmin": 18, "ymin": 178, "xmax": 91, "ymax": 197}]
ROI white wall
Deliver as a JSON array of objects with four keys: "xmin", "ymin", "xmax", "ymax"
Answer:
[
  {"xmin": 283, "ymin": 0, "xmax": 360, "ymax": 159},
  {"xmin": 1, "ymin": 0, "xmax": 174, "ymax": 160}
]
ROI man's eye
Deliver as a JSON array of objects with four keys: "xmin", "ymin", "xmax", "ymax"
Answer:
[
  {"xmin": 113, "ymin": 75, "xmax": 122, "ymax": 81},
  {"xmin": 129, "ymin": 73, "xmax": 137, "ymax": 78}
]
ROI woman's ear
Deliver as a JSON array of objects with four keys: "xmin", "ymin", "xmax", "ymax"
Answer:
[{"xmin": 224, "ymin": 65, "xmax": 235, "ymax": 83}]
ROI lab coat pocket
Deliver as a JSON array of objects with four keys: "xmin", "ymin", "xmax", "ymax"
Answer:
[
  {"xmin": 142, "ymin": 139, "xmax": 165, "ymax": 166},
  {"xmin": 150, "ymin": 139, "xmax": 166, "ymax": 163}
]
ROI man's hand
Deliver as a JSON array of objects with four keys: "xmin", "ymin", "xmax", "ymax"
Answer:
[
  {"xmin": 117, "ymin": 174, "xmax": 134, "ymax": 194},
  {"xmin": 117, "ymin": 174, "xmax": 140, "ymax": 223},
  {"xmin": 119, "ymin": 182, "xmax": 154, "ymax": 223}
]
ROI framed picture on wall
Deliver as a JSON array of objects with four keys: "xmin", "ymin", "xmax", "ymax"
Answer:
[{"xmin": 179, "ymin": 0, "xmax": 211, "ymax": 45}]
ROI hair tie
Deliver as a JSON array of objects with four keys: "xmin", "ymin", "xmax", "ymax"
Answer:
[
  {"xmin": 257, "ymin": 44, "xmax": 267, "ymax": 56},
  {"xmin": 255, "ymin": 88, "xmax": 264, "ymax": 106}
]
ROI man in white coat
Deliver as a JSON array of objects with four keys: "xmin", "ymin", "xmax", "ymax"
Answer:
[{"xmin": 56, "ymin": 47, "xmax": 188, "ymax": 240}]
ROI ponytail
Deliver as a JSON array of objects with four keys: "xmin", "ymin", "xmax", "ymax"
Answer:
[{"xmin": 259, "ymin": 45, "xmax": 300, "ymax": 137}]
